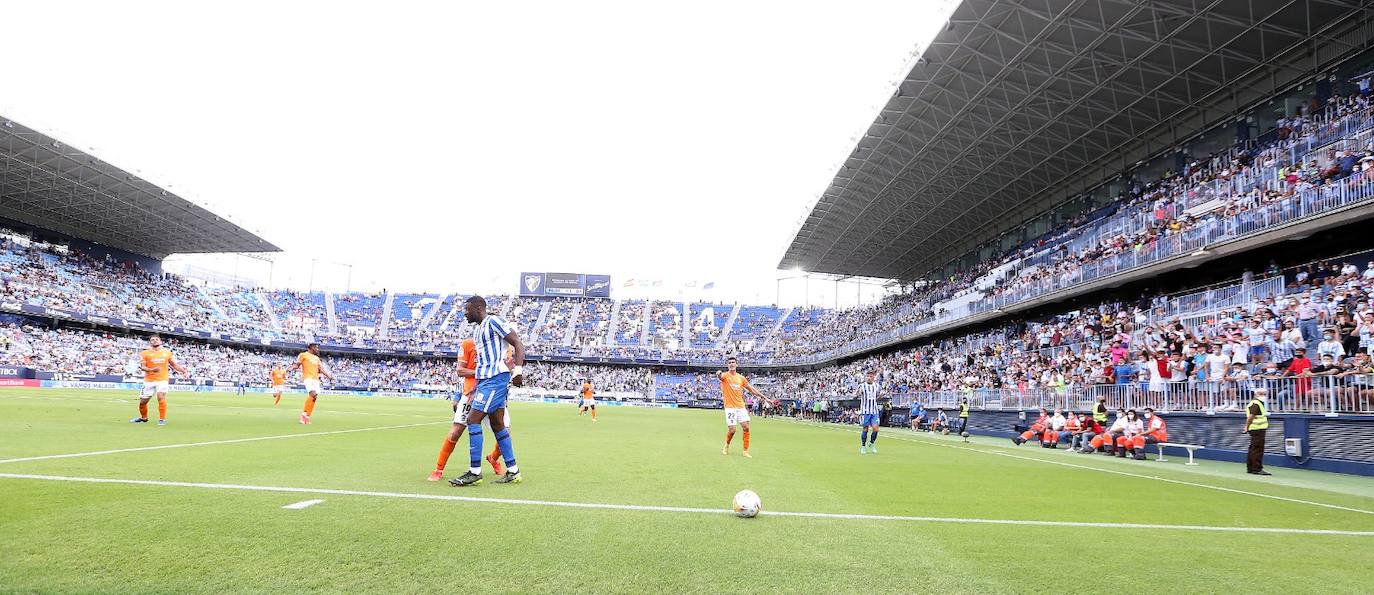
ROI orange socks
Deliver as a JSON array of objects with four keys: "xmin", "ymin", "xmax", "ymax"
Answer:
[
  {"xmin": 742, "ymin": 429, "xmax": 750, "ymax": 451},
  {"xmin": 138, "ymin": 402, "xmax": 148, "ymax": 419},
  {"xmin": 725, "ymin": 432, "xmax": 734, "ymax": 445},
  {"xmin": 591, "ymin": 409, "xmax": 597, "ymax": 420},
  {"xmin": 157, "ymin": 400, "xmax": 167, "ymax": 421},
  {"xmin": 274, "ymin": 394, "xmax": 281, "ymax": 406},
  {"xmin": 436, "ymin": 438, "xmax": 457, "ymax": 471},
  {"xmin": 303, "ymin": 397, "xmax": 316, "ymax": 416}
]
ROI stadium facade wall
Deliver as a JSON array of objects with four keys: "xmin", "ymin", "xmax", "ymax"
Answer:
[{"xmin": 887, "ymin": 409, "xmax": 1374, "ymax": 477}]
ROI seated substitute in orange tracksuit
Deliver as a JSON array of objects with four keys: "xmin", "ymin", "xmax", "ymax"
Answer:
[
  {"xmin": 1011, "ymin": 409, "xmax": 1050, "ymax": 446},
  {"xmin": 1082, "ymin": 409, "xmax": 1127, "ymax": 454},
  {"xmin": 1110, "ymin": 410, "xmax": 1145, "ymax": 459},
  {"xmin": 1121, "ymin": 408, "xmax": 1167, "ymax": 460}
]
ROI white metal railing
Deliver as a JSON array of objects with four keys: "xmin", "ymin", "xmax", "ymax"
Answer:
[{"xmin": 888, "ymin": 376, "xmax": 1374, "ymax": 415}]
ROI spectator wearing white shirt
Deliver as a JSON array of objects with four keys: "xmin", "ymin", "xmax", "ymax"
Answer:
[
  {"xmin": 1245, "ymin": 319, "xmax": 1267, "ymax": 365},
  {"xmin": 1112, "ymin": 409, "xmax": 1146, "ymax": 458},
  {"xmin": 1317, "ymin": 329, "xmax": 1346, "ymax": 361},
  {"xmin": 1356, "ymin": 311, "xmax": 1374, "ymax": 356},
  {"xmin": 1222, "ymin": 361, "xmax": 1252, "ymax": 411},
  {"xmin": 1280, "ymin": 319, "xmax": 1306, "ymax": 349},
  {"xmin": 1205, "ymin": 343, "xmax": 1229, "ymax": 387},
  {"xmin": 1297, "ymin": 295, "xmax": 1321, "ymax": 345},
  {"xmin": 1048, "ymin": 408, "xmax": 1067, "ymax": 432}
]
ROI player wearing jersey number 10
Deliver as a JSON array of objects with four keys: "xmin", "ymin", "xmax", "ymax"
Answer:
[{"xmin": 718, "ymin": 356, "xmax": 774, "ymax": 458}]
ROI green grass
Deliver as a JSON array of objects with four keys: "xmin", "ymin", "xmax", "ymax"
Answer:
[{"xmin": 1, "ymin": 388, "xmax": 1372, "ymax": 594}]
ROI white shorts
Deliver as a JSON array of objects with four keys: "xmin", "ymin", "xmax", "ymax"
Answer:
[
  {"xmin": 725, "ymin": 407, "xmax": 750, "ymax": 426},
  {"xmin": 272, "ymin": 383, "xmax": 284, "ymax": 393},
  {"xmin": 140, "ymin": 380, "xmax": 169, "ymax": 398},
  {"xmin": 582, "ymin": 398, "xmax": 595, "ymax": 407},
  {"xmin": 454, "ymin": 395, "xmax": 511, "ymax": 426},
  {"xmin": 304, "ymin": 379, "xmax": 321, "ymax": 394}
]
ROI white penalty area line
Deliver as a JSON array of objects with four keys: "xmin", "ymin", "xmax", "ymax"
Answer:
[
  {"xmin": 0, "ymin": 421, "xmax": 448, "ymax": 465},
  {"xmin": 793, "ymin": 420, "xmax": 1374, "ymax": 517},
  {"xmin": 0, "ymin": 472, "xmax": 1370, "ymax": 537},
  {"xmin": 282, "ymin": 499, "xmax": 325, "ymax": 510}
]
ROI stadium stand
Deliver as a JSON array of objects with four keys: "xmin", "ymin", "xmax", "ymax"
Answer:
[
  {"xmin": 0, "ymin": 315, "xmax": 652, "ymax": 395},
  {"xmin": 269, "ymin": 290, "xmax": 329, "ymax": 342},
  {"xmin": 647, "ymin": 300, "xmax": 683, "ymax": 348},
  {"xmin": 572, "ymin": 298, "xmax": 613, "ymax": 348},
  {"xmin": 721, "ymin": 304, "xmax": 784, "ymax": 356},
  {"xmin": 4, "ymin": 60, "xmax": 1374, "ymax": 416},
  {"xmin": 687, "ymin": 302, "xmax": 729, "ymax": 347},
  {"xmin": 613, "ymin": 300, "xmax": 647, "ymax": 346},
  {"xmin": 388, "ymin": 293, "xmax": 441, "ymax": 338}
]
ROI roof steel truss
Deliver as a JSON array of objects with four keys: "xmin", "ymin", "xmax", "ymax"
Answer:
[{"xmin": 782, "ymin": 0, "xmax": 1374, "ymax": 280}]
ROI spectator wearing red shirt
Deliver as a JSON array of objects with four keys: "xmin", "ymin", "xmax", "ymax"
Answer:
[{"xmin": 1279, "ymin": 347, "xmax": 1313, "ymax": 410}]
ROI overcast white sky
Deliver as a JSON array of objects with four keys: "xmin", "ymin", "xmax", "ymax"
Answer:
[{"xmin": 2, "ymin": 0, "xmax": 956, "ymax": 307}]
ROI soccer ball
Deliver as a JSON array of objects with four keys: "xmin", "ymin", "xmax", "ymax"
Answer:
[
  {"xmin": 732, "ymin": 489, "xmax": 761, "ymax": 518},
  {"xmin": 960, "ymin": 431, "xmax": 970, "ymax": 438}
]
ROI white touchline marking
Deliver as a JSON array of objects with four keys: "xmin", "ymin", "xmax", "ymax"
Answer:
[
  {"xmin": 0, "ymin": 421, "xmax": 448, "ymax": 465},
  {"xmin": 0, "ymin": 393, "xmax": 433, "ymax": 418},
  {"xmin": 792, "ymin": 420, "xmax": 1374, "ymax": 516},
  {"xmin": 0, "ymin": 472, "xmax": 1369, "ymax": 537},
  {"xmin": 282, "ymin": 499, "xmax": 324, "ymax": 510}
]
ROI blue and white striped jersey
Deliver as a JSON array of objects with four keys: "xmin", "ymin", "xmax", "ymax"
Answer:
[
  {"xmin": 858, "ymin": 382, "xmax": 881, "ymax": 415},
  {"xmin": 474, "ymin": 314, "xmax": 512, "ymax": 380}
]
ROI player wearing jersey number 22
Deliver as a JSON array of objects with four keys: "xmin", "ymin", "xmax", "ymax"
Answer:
[{"xmin": 718, "ymin": 356, "xmax": 774, "ymax": 458}]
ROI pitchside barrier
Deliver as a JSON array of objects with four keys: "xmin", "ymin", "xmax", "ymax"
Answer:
[
  {"xmin": 887, "ymin": 406, "xmax": 1374, "ymax": 476},
  {"xmin": 891, "ymin": 376, "xmax": 1374, "ymax": 416}
]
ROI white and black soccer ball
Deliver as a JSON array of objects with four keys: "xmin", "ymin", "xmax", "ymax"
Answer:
[
  {"xmin": 732, "ymin": 489, "xmax": 761, "ymax": 518},
  {"xmin": 961, "ymin": 431, "xmax": 970, "ymax": 438}
]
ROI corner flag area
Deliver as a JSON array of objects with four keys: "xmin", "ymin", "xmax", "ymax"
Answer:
[{"xmin": 1, "ymin": 389, "xmax": 1370, "ymax": 592}]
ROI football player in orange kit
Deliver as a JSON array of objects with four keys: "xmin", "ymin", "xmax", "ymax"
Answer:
[
  {"xmin": 129, "ymin": 335, "xmax": 188, "ymax": 426},
  {"xmin": 287, "ymin": 343, "xmax": 335, "ymax": 424},
  {"xmin": 430, "ymin": 339, "xmax": 512, "ymax": 480},
  {"xmin": 718, "ymin": 356, "xmax": 774, "ymax": 458},
  {"xmin": 269, "ymin": 365, "xmax": 288, "ymax": 406},
  {"xmin": 579, "ymin": 380, "xmax": 597, "ymax": 421}
]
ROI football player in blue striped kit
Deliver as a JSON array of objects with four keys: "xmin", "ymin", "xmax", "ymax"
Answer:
[
  {"xmin": 450, "ymin": 295, "xmax": 527, "ymax": 487},
  {"xmin": 859, "ymin": 369, "xmax": 883, "ymax": 454}
]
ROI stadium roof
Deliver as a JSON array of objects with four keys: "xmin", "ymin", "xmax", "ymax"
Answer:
[
  {"xmin": 0, "ymin": 117, "xmax": 279, "ymax": 259},
  {"xmin": 781, "ymin": 0, "xmax": 1374, "ymax": 280}
]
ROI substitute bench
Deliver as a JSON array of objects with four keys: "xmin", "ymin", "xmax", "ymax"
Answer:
[{"xmin": 1155, "ymin": 442, "xmax": 1205, "ymax": 465}]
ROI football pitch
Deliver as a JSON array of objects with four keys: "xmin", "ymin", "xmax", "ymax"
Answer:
[{"xmin": 1, "ymin": 389, "xmax": 1372, "ymax": 594}]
